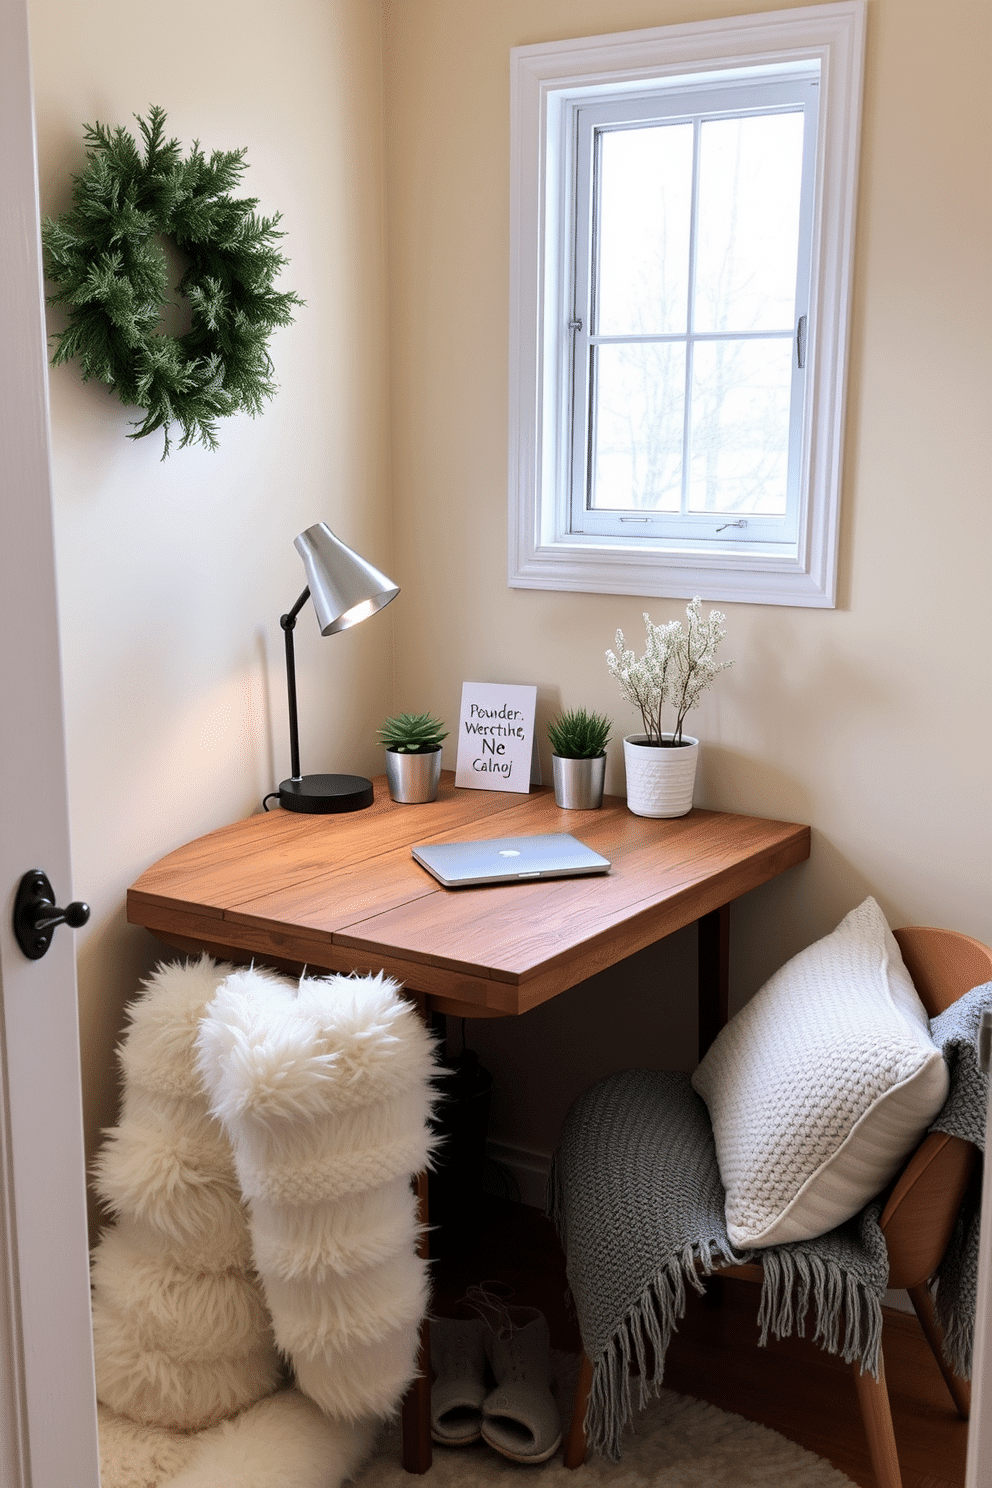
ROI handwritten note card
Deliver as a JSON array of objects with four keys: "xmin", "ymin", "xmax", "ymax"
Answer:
[{"xmin": 454, "ymin": 682, "xmax": 537, "ymax": 794}]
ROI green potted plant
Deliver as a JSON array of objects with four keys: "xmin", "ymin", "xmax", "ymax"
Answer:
[
  {"xmin": 606, "ymin": 597, "xmax": 733, "ymax": 818},
  {"xmin": 377, "ymin": 712, "xmax": 448, "ymax": 803},
  {"xmin": 547, "ymin": 708, "xmax": 612, "ymax": 810}
]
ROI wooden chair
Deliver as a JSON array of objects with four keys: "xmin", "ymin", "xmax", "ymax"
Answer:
[{"xmin": 563, "ymin": 926, "xmax": 992, "ymax": 1487}]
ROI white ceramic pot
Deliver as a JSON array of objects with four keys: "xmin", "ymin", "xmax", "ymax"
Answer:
[
  {"xmin": 622, "ymin": 733, "xmax": 699, "ymax": 818},
  {"xmin": 385, "ymin": 747, "xmax": 443, "ymax": 803}
]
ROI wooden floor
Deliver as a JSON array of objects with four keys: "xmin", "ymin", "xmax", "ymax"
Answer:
[{"xmin": 433, "ymin": 1196, "xmax": 969, "ymax": 1488}]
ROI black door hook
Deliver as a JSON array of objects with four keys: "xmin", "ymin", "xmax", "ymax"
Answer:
[{"xmin": 13, "ymin": 870, "xmax": 90, "ymax": 960}]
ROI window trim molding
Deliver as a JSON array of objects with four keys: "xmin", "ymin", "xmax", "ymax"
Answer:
[{"xmin": 508, "ymin": 2, "xmax": 867, "ymax": 608}]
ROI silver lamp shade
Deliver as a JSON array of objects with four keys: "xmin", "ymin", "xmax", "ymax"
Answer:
[{"xmin": 295, "ymin": 522, "xmax": 399, "ymax": 636}]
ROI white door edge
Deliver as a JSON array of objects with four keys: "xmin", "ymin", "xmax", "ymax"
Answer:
[{"xmin": 0, "ymin": 0, "xmax": 102, "ymax": 1483}]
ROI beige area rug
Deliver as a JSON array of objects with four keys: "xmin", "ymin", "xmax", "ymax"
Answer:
[
  {"xmin": 354, "ymin": 1357, "xmax": 857, "ymax": 1488},
  {"xmin": 98, "ymin": 1357, "xmax": 857, "ymax": 1487}
]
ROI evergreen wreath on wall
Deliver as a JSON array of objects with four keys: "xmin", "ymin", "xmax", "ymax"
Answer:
[{"xmin": 42, "ymin": 107, "xmax": 304, "ymax": 456}]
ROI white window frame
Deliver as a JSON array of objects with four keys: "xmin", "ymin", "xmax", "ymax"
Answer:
[{"xmin": 508, "ymin": 3, "xmax": 866, "ymax": 608}]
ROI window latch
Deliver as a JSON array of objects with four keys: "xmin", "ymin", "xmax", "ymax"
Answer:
[
  {"xmin": 716, "ymin": 519, "xmax": 748, "ymax": 532},
  {"xmin": 796, "ymin": 314, "xmax": 808, "ymax": 369},
  {"xmin": 568, "ymin": 318, "xmax": 583, "ymax": 333}
]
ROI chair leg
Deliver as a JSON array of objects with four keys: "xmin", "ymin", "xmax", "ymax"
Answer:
[
  {"xmin": 401, "ymin": 1171, "xmax": 433, "ymax": 1473},
  {"xmin": 907, "ymin": 1283, "xmax": 971, "ymax": 1419},
  {"xmin": 852, "ymin": 1351, "xmax": 902, "ymax": 1488},
  {"xmin": 564, "ymin": 1351, "xmax": 594, "ymax": 1469}
]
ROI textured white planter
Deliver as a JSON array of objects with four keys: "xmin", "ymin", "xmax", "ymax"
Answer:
[{"xmin": 622, "ymin": 733, "xmax": 699, "ymax": 818}]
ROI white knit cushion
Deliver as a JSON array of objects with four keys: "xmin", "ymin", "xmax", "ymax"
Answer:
[{"xmin": 691, "ymin": 898, "xmax": 949, "ymax": 1247}]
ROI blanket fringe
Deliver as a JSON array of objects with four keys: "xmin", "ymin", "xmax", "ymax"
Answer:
[
  {"xmin": 757, "ymin": 1249, "xmax": 882, "ymax": 1379},
  {"xmin": 934, "ymin": 1298, "xmax": 974, "ymax": 1383},
  {"xmin": 583, "ymin": 1240, "xmax": 739, "ymax": 1462},
  {"xmin": 932, "ymin": 1201, "xmax": 981, "ymax": 1380},
  {"xmin": 582, "ymin": 1243, "xmax": 883, "ymax": 1462}
]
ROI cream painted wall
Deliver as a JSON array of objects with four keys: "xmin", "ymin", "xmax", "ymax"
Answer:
[
  {"xmin": 26, "ymin": 0, "xmax": 992, "ymax": 1209},
  {"xmin": 28, "ymin": 0, "xmax": 396, "ymax": 1226},
  {"xmin": 382, "ymin": 0, "xmax": 992, "ymax": 1164}
]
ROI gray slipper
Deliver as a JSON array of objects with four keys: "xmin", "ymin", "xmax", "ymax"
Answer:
[
  {"xmin": 481, "ymin": 1308, "xmax": 562, "ymax": 1464},
  {"xmin": 430, "ymin": 1316, "xmax": 488, "ymax": 1445}
]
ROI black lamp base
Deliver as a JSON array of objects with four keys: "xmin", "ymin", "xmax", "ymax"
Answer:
[{"xmin": 278, "ymin": 773, "xmax": 375, "ymax": 814}]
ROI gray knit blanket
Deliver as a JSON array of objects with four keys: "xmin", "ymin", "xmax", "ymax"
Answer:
[{"xmin": 548, "ymin": 981, "xmax": 992, "ymax": 1461}]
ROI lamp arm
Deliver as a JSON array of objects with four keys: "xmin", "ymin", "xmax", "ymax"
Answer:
[{"xmin": 280, "ymin": 586, "xmax": 310, "ymax": 782}]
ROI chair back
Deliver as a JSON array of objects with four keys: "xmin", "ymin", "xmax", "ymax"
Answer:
[
  {"xmin": 894, "ymin": 926, "xmax": 992, "ymax": 1017},
  {"xmin": 880, "ymin": 926, "xmax": 992, "ymax": 1290}
]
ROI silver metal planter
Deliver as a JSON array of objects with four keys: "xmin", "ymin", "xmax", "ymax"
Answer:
[
  {"xmin": 385, "ymin": 746, "xmax": 443, "ymax": 804},
  {"xmin": 552, "ymin": 753, "xmax": 606, "ymax": 810}
]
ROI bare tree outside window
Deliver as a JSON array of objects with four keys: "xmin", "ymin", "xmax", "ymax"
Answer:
[{"xmin": 588, "ymin": 108, "xmax": 804, "ymax": 518}]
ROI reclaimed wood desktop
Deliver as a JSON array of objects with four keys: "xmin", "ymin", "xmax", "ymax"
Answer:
[
  {"xmin": 126, "ymin": 771, "xmax": 809, "ymax": 1472},
  {"xmin": 127, "ymin": 771, "xmax": 809, "ymax": 1039}
]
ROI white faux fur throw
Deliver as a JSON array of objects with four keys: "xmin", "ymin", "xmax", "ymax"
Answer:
[
  {"xmin": 91, "ymin": 957, "xmax": 283, "ymax": 1432},
  {"xmin": 91, "ymin": 956, "xmax": 438, "ymax": 1488},
  {"xmin": 97, "ymin": 1392, "xmax": 376, "ymax": 1488},
  {"xmin": 196, "ymin": 965, "xmax": 438, "ymax": 1422}
]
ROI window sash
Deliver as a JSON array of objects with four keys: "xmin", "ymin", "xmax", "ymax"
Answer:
[{"xmin": 567, "ymin": 75, "xmax": 820, "ymax": 548}]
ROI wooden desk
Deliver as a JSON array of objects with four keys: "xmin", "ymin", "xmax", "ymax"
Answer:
[
  {"xmin": 127, "ymin": 773, "xmax": 809, "ymax": 1472},
  {"xmin": 127, "ymin": 771, "xmax": 809, "ymax": 1055}
]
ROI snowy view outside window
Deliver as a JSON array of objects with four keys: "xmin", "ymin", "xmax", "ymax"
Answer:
[{"xmin": 586, "ymin": 107, "xmax": 806, "ymax": 519}]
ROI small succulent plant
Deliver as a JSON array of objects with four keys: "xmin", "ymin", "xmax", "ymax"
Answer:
[
  {"xmin": 377, "ymin": 711, "xmax": 448, "ymax": 754},
  {"xmin": 547, "ymin": 708, "xmax": 612, "ymax": 760}
]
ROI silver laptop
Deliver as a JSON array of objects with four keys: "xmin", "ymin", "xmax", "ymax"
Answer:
[{"xmin": 411, "ymin": 832, "xmax": 611, "ymax": 888}]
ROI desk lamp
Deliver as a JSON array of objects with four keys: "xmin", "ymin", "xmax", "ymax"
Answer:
[{"xmin": 278, "ymin": 522, "xmax": 399, "ymax": 813}]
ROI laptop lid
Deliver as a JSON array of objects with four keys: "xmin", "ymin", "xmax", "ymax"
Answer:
[{"xmin": 411, "ymin": 832, "xmax": 611, "ymax": 888}]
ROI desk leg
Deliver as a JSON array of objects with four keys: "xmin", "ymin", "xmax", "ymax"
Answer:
[
  {"xmin": 401, "ymin": 1169, "xmax": 433, "ymax": 1473},
  {"xmin": 698, "ymin": 905, "xmax": 730, "ymax": 1060}
]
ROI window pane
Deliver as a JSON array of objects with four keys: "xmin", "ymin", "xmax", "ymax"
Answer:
[
  {"xmin": 596, "ymin": 122, "xmax": 693, "ymax": 337},
  {"xmin": 694, "ymin": 111, "xmax": 804, "ymax": 334},
  {"xmin": 589, "ymin": 342, "xmax": 685, "ymax": 511},
  {"xmin": 688, "ymin": 338, "xmax": 792, "ymax": 514}
]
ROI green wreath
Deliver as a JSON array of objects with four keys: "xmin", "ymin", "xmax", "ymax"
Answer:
[{"xmin": 42, "ymin": 107, "xmax": 303, "ymax": 456}]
